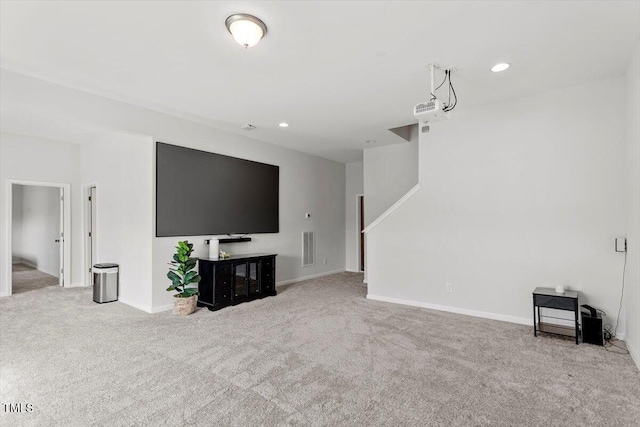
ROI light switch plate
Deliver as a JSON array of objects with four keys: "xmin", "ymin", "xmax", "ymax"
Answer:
[{"xmin": 616, "ymin": 237, "xmax": 627, "ymax": 252}]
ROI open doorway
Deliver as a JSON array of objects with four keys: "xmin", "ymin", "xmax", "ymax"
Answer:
[{"xmin": 7, "ymin": 180, "xmax": 71, "ymax": 295}]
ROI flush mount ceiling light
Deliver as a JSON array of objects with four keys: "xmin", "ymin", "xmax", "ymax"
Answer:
[
  {"xmin": 491, "ymin": 62, "xmax": 510, "ymax": 72},
  {"xmin": 225, "ymin": 14, "xmax": 267, "ymax": 48},
  {"xmin": 278, "ymin": 122, "xmax": 289, "ymax": 128}
]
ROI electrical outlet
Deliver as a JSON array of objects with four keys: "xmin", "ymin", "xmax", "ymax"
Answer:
[
  {"xmin": 446, "ymin": 283, "xmax": 453, "ymax": 293},
  {"xmin": 323, "ymin": 258, "xmax": 327, "ymax": 265}
]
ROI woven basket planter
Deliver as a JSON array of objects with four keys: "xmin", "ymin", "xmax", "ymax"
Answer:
[{"xmin": 173, "ymin": 294, "xmax": 197, "ymax": 315}]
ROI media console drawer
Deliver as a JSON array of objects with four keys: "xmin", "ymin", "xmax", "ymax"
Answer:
[{"xmin": 197, "ymin": 253, "xmax": 277, "ymax": 311}]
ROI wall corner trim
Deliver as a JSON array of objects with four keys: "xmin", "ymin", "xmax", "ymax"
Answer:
[
  {"xmin": 366, "ymin": 294, "xmax": 531, "ymax": 326},
  {"xmin": 362, "ymin": 183, "xmax": 421, "ymax": 234}
]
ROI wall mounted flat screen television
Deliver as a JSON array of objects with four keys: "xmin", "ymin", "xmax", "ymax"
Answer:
[{"xmin": 156, "ymin": 142, "xmax": 279, "ymax": 237}]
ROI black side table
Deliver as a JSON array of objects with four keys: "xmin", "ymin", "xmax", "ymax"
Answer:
[{"xmin": 532, "ymin": 287, "xmax": 580, "ymax": 345}]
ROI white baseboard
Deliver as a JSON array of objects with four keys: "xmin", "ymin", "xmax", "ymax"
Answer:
[
  {"xmin": 276, "ymin": 269, "xmax": 345, "ymax": 287},
  {"xmin": 121, "ymin": 298, "xmax": 173, "ymax": 314},
  {"xmin": 345, "ymin": 268, "xmax": 361, "ymax": 273},
  {"xmin": 66, "ymin": 282, "xmax": 87, "ymax": 288},
  {"xmin": 150, "ymin": 303, "xmax": 174, "ymax": 314},
  {"xmin": 366, "ymin": 294, "xmax": 531, "ymax": 326},
  {"xmin": 0, "ymin": 292, "xmax": 9, "ymax": 297},
  {"xmin": 13, "ymin": 260, "xmax": 37, "ymax": 269},
  {"xmin": 118, "ymin": 298, "xmax": 153, "ymax": 314}
]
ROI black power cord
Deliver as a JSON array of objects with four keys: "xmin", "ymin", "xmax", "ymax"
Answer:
[
  {"xmin": 603, "ymin": 250, "xmax": 629, "ymax": 354},
  {"xmin": 429, "ymin": 69, "xmax": 459, "ymax": 112},
  {"xmin": 430, "ymin": 70, "xmax": 448, "ymax": 101},
  {"xmin": 443, "ymin": 70, "xmax": 458, "ymax": 112},
  {"xmin": 614, "ymin": 250, "xmax": 627, "ymax": 337}
]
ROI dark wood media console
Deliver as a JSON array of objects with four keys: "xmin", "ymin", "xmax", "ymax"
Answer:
[{"xmin": 197, "ymin": 253, "xmax": 277, "ymax": 311}]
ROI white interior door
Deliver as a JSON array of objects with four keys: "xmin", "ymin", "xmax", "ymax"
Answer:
[{"xmin": 58, "ymin": 187, "xmax": 64, "ymax": 286}]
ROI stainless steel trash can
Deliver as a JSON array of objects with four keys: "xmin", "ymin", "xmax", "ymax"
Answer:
[{"xmin": 93, "ymin": 263, "xmax": 119, "ymax": 303}]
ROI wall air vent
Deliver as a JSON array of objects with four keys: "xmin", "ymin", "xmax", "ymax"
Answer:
[{"xmin": 302, "ymin": 231, "xmax": 315, "ymax": 267}]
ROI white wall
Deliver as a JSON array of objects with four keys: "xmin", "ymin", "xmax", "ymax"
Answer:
[
  {"xmin": 1, "ymin": 71, "xmax": 346, "ymax": 311},
  {"xmin": 151, "ymin": 140, "xmax": 346, "ymax": 311},
  {"xmin": 13, "ymin": 185, "xmax": 61, "ymax": 276},
  {"xmin": 366, "ymin": 78, "xmax": 628, "ymax": 333},
  {"xmin": 11, "ymin": 184, "xmax": 23, "ymax": 262},
  {"xmin": 0, "ymin": 133, "xmax": 81, "ymax": 296},
  {"xmin": 363, "ymin": 140, "xmax": 418, "ymax": 226},
  {"xmin": 623, "ymin": 43, "xmax": 640, "ymax": 368},
  {"xmin": 345, "ymin": 161, "xmax": 364, "ymax": 272},
  {"xmin": 80, "ymin": 132, "xmax": 154, "ymax": 311}
]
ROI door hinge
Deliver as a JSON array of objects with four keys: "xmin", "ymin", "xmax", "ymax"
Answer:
[
  {"xmin": 61, "ymin": 232, "xmax": 64, "ymax": 238},
  {"xmin": 60, "ymin": 268, "xmax": 64, "ymax": 274},
  {"xmin": 88, "ymin": 196, "xmax": 92, "ymax": 201},
  {"xmin": 89, "ymin": 232, "xmax": 92, "ymax": 237}
]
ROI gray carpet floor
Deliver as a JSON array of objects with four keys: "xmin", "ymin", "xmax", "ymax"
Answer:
[
  {"xmin": 0, "ymin": 272, "xmax": 639, "ymax": 426},
  {"xmin": 11, "ymin": 263, "xmax": 59, "ymax": 295}
]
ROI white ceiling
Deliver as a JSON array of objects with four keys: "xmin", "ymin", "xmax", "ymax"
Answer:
[{"xmin": 1, "ymin": 1, "xmax": 639, "ymax": 163}]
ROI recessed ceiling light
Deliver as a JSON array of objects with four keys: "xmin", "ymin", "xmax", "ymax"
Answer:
[
  {"xmin": 365, "ymin": 140, "xmax": 376, "ymax": 144},
  {"xmin": 225, "ymin": 14, "xmax": 267, "ymax": 48},
  {"xmin": 278, "ymin": 122, "xmax": 289, "ymax": 128},
  {"xmin": 491, "ymin": 63, "xmax": 510, "ymax": 72}
]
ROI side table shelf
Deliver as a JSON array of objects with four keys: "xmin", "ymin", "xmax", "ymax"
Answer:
[{"xmin": 532, "ymin": 287, "xmax": 580, "ymax": 345}]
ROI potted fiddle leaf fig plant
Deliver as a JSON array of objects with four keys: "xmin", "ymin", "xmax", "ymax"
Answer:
[{"xmin": 167, "ymin": 240, "xmax": 200, "ymax": 315}]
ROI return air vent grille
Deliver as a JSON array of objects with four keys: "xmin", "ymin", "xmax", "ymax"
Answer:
[{"xmin": 302, "ymin": 231, "xmax": 315, "ymax": 267}]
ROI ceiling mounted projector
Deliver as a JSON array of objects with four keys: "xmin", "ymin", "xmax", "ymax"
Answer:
[
  {"xmin": 414, "ymin": 64, "xmax": 457, "ymax": 124},
  {"xmin": 413, "ymin": 99, "xmax": 450, "ymax": 123}
]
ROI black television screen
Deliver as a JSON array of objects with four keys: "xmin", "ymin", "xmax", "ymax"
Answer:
[{"xmin": 156, "ymin": 142, "xmax": 279, "ymax": 237}]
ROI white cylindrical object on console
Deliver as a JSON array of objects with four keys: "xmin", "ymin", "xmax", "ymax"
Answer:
[{"xmin": 209, "ymin": 239, "xmax": 219, "ymax": 260}]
